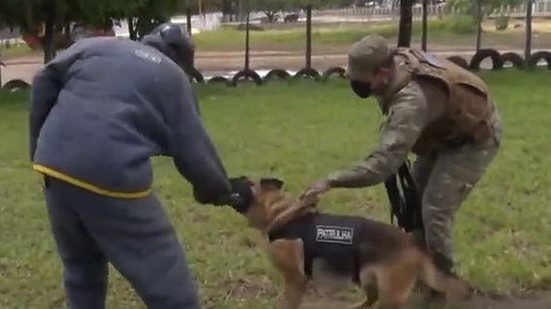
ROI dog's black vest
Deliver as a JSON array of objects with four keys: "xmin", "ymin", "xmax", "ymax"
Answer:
[{"xmin": 268, "ymin": 212, "xmax": 366, "ymax": 283}]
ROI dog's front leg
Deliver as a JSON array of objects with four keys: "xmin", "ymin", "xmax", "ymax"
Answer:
[
  {"xmin": 269, "ymin": 239, "xmax": 307, "ymax": 309},
  {"xmin": 280, "ymin": 273, "xmax": 307, "ymax": 309}
]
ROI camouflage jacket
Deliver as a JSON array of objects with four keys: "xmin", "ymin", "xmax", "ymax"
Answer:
[{"xmin": 328, "ymin": 81, "xmax": 427, "ymax": 188}]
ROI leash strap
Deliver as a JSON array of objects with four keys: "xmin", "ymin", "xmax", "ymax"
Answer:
[{"xmin": 384, "ymin": 160, "xmax": 423, "ymax": 233}]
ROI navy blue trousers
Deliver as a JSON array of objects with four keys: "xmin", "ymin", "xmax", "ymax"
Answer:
[{"xmin": 43, "ymin": 177, "xmax": 200, "ymax": 309}]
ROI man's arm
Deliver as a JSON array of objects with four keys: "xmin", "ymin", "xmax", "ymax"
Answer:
[
  {"xmin": 327, "ymin": 82, "xmax": 429, "ymax": 188},
  {"xmin": 29, "ymin": 41, "xmax": 87, "ymax": 161},
  {"xmin": 164, "ymin": 74, "xmax": 232, "ymax": 205}
]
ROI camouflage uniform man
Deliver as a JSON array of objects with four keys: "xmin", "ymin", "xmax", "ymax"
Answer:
[{"xmin": 302, "ymin": 35, "xmax": 502, "ymax": 282}]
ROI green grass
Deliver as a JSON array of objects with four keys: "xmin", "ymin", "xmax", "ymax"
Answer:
[
  {"xmin": 0, "ymin": 43, "xmax": 34, "ymax": 59},
  {"xmin": 1, "ymin": 70, "xmax": 551, "ymax": 308},
  {"xmin": 193, "ymin": 16, "xmax": 476, "ymax": 51}
]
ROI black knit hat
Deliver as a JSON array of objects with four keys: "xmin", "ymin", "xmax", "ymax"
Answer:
[{"xmin": 141, "ymin": 23, "xmax": 195, "ymax": 74}]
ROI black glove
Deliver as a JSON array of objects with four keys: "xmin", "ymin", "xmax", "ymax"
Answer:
[
  {"xmin": 210, "ymin": 192, "xmax": 244, "ymax": 207},
  {"xmin": 228, "ymin": 176, "xmax": 254, "ymax": 213}
]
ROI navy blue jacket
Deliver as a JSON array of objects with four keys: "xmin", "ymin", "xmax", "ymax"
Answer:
[{"xmin": 30, "ymin": 37, "xmax": 231, "ymax": 203}]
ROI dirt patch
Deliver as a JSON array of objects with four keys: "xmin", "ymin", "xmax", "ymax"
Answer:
[
  {"xmin": 461, "ymin": 291, "xmax": 551, "ymax": 309},
  {"xmin": 298, "ymin": 289, "xmax": 551, "ymax": 309},
  {"xmin": 203, "ymin": 278, "xmax": 277, "ymax": 309}
]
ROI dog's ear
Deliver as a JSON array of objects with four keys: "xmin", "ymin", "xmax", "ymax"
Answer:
[{"xmin": 260, "ymin": 178, "xmax": 284, "ymax": 191}]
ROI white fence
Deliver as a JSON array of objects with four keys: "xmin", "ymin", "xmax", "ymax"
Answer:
[
  {"xmin": 488, "ymin": 1, "xmax": 551, "ymax": 18},
  {"xmin": 112, "ymin": 13, "xmax": 223, "ymax": 37},
  {"xmin": 313, "ymin": 1, "xmax": 551, "ymax": 20}
]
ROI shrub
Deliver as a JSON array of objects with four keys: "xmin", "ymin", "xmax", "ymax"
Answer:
[
  {"xmin": 428, "ymin": 15, "xmax": 477, "ymax": 35},
  {"xmin": 495, "ymin": 15, "xmax": 510, "ymax": 31}
]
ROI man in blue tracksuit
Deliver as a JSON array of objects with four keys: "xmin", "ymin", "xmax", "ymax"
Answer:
[{"xmin": 30, "ymin": 24, "xmax": 241, "ymax": 309}]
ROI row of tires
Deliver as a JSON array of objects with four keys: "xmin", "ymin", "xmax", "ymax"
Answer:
[{"xmin": 3, "ymin": 49, "xmax": 551, "ymax": 90}]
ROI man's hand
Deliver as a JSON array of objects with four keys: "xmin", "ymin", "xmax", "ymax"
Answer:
[
  {"xmin": 300, "ymin": 179, "xmax": 332, "ymax": 201},
  {"xmin": 227, "ymin": 176, "xmax": 254, "ymax": 213}
]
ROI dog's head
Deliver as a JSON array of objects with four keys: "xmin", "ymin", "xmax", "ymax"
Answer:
[{"xmin": 229, "ymin": 176, "xmax": 317, "ymax": 232}]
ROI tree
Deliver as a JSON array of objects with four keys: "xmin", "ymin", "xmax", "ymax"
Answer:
[
  {"xmin": 446, "ymin": 0, "xmax": 523, "ymax": 16},
  {"xmin": 129, "ymin": 0, "xmax": 187, "ymax": 40},
  {"xmin": 525, "ymin": 0, "xmax": 533, "ymax": 59},
  {"xmin": 0, "ymin": 0, "xmax": 133, "ymax": 63},
  {"xmin": 244, "ymin": 0, "xmax": 345, "ymax": 22},
  {"xmin": 398, "ymin": 0, "xmax": 414, "ymax": 47},
  {"xmin": 248, "ymin": 0, "xmax": 287, "ymax": 22},
  {"xmin": 476, "ymin": 0, "xmax": 482, "ymax": 51},
  {"xmin": 0, "ymin": 0, "xmax": 189, "ymax": 63}
]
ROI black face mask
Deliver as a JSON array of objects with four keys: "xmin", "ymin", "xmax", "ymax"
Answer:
[{"xmin": 350, "ymin": 80, "xmax": 372, "ymax": 98}]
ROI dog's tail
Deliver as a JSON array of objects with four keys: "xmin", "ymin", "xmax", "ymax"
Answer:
[{"xmin": 417, "ymin": 251, "xmax": 473, "ymax": 301}]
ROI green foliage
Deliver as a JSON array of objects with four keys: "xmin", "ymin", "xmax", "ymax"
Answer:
[
  {"xmin": 447, "ymin": 0, "xmax": 523, "ymax": 16},
  {"xmin": 245, "ymin": 0, "xmax": 351, "ymax": 11},
  {"xmin": 0, "ymin": 0, "xmax": 189, "ymax": 61},
  {"xmin": 495, "ymin": 14, "xmax": 510, "ymax": 31},
  {"xmin": 131, "ymin": 0, "xmax": 188, "ymax": 38},
  {"xmin": 241, "ymin": 0, "xmax": 351, "ymax": 22},
  {"xmin": 0, "ymin": 0, "xmax": 187, "ymax": 35},
  {"xmin": 428, "ymin": 15, "xmax": 476, "ymax": 35}
]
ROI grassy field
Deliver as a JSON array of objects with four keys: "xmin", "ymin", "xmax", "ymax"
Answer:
[
  {"xmin": 189, "ymin": 16, "xmax": 551, "ymax": 52},
  {"xmin": 1, "ymin": 70, "xmax": 551, "ymax": 308},
  {"xmin": 193, "ymin": 16, "xmax": 477, "ymax": 51},
  {"xmin": 0, "ymin": 44, "xmax": 34, "ymax": 59}
]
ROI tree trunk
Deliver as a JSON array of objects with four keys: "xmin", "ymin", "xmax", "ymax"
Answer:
[
  {"xmin": 221, "ymin": 0, "xmax": 232, "ymax": 21},
  {"xmin": 42, "ymin": 0, "xmax": 58, "ymax": 64},
  {"xmin": 237, "ymin": 0, "xmax": 246, "ymax": 22},
  {"xmin": 421, "ymin": 0, "xmax": 428, "ymax": 51},
  {"xmin": 63, "ymin": 22, "xmax": 71, "ymax": 41},
  {"xmin": 245, "ymin": 11, "xmax": 250, "ymax": 71},
  {"xmin": 128, "ymin": 16, "xmax": 137, "ymax": 41},
  {"xmin": 476, "ymin": 0, "xmax": 482, "ymax": 51},
  {"xmin": 398, "ymin": 0, "xmax": 414, "ymax": 47},
  {"xmin": 306, "ymin": 5, "xmax": 312, "ymax": 69},
  {"xmin": 24, "ymin": 0, "xmax": 34, "ymax": 33},
  {"xmin": 264, "ymin": 11, "xmax": 276, "ymax": 22},
  {"xmin": 186, "ymin": 8, "xmax": 192, "ymax": 36},
  {"xmin": 525, "ymin": 0, "xmax": 533, "ymax": 60},
  {"xmin": 0, "ymin": 56, "xmax": 3, "ymax": 87},
  {"xmin": 42, "ymin": 18, "xmax": 56, "ymax": 63}
]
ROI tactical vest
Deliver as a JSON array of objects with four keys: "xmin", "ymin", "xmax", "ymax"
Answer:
[
  {"xmin": 268, "ymin": 212, "xmax": 365, "ymax": 283},
  {"xmin": 380, "ymin": 48, "xmax": 496, "ymax": 155}
]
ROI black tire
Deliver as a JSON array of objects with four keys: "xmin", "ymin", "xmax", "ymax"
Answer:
[
  {"xmin": 500, "ymin": 52, "xmax": 524, "ymax": 69},
  {"xmin": 446, "ymin": 56, "xmax": 469, "ymax": 70},
  {"xmin": 188, "ymin": 67, "xmax": 205, "ymax": 83},
  {"xmin": 230, "ymin": 69, "xmax": 263, "ymax": 86},
  {"xmin": 321, "ymin": 67, "xmax": 346, "ymax": 81},
  {"xmin": 263, "ymin": 69, "xmax": 291, "ymax": 83},
  {"xmin": 469, "ymin": 49, "xmax": 503, "ymax": 71},
  {"xmin": 207, "ymin": 76, "xmax": 230, "ymax": 86},
  {"xmin": 526, "ymin": 51, "xmax": 551, "ymax": 70},
  {"xmin": 3, "ymin": 79, "xmax": 30, "ymax": 91},
  {"xmin": 294, "ymin": 68, "xmax": 321, "ymax": 81}
]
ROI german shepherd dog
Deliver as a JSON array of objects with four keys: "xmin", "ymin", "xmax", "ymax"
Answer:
[{"xmin": 229, "ymin": 177, "xmax": 472, "ymax": 309}]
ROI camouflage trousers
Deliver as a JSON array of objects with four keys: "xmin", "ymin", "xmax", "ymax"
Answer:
[{"xmin": 412, "ymin": 114, "xmax": 503, "ymax": 268}]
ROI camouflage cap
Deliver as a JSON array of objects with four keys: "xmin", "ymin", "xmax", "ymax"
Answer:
[{"xmin": 347, "ymin": 34, "xmax": 390, "ymax": 80}]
